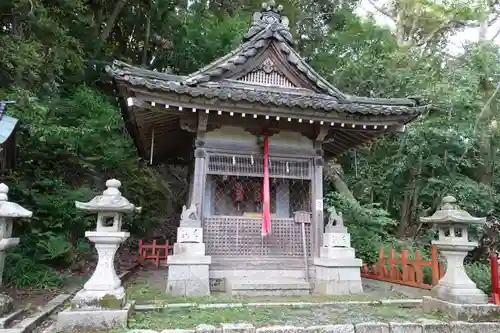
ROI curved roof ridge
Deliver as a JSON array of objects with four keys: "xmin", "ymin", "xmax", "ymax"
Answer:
[
  {"xmin": 274, "ymin": 41, "xmax": 347, "ymax": 100},
  {"xmin": 106, "ymin": 60, "xmax": 185, "ymax": 81},
  {"xmin": 184, "ymin": 29, "xmax": 271, "ymax": 85}
]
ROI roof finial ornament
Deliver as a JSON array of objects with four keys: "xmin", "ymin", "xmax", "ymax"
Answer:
[
  {"xmin": 262, "ymin": 1, "xmax": 283, "ymax": 13},
  {"xmin": 244, "ymin": 1, "xmax": 292, "ymax": 44}
]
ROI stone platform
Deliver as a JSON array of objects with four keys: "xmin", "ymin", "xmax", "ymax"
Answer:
[
  {"xmin": 423, "ymin": 296, "xmax": 500, "ymax": 321},
  {"xmin": 57, "ymin": 301, "xmax": 134, "ymax": 332}
]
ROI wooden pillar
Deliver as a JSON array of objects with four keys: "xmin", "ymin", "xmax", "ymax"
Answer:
[
  {"xmin": 190, "ymin": 145, "xmax": 207, "ymax": 221},
  {"xmin": 312, "ymin": 156, "xmax": 324, "ymax": 257},
  {"xmin": 312, "ymin": 126, "xmax": 328, "ymax": 257},
  {"xmin": 185, "ymin": 113, "xmax": 208, "ymax": 226}
]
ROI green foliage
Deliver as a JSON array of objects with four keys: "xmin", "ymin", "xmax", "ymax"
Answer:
[
  {"xmin": 466, "ymin": 262, "xmax": 492, "ymax": 294},
  {"xmin": 325, "ymin": 192, "xmax": 399, "ymax": 264},
  {"xmin": 1, "ymin": 87, "xmax": 172, "ymax": 287}
]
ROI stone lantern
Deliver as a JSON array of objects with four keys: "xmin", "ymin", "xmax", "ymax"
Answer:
[
  {"xmin": 58, "ymin": 179, "xmax": 140, "ymax": 332},
  {"xmin": 0, "ymin": 183, "xmax": 32, "ymax": 315},
  {"xmin": 420, "ymin": 195, "xmax": 500, "ymax": 320},
  {"xmin": 420, "ymin": 195, "xmax": 486, "ymax": 304}
]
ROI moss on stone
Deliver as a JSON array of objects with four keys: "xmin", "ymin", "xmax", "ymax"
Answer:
[{"xmin": 99, "ymin": 294, "xmax": 123, "ymax": 309}]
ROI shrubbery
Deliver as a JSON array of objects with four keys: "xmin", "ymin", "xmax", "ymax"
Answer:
[{"xmin": 1, "ymin": 87, "xmax": 175, "ymax": 287}]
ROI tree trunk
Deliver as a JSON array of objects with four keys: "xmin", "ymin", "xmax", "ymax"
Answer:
[
  {"xmin": 141, "ymin": 14, "xmax": 151, "ymax": 67},
  {"xmin": 331, "ymin": 175, "xmax": 355, "ymax": 201},
  {"xmin": 398, "ymin": 191, "xmax": 411, "ymax": 237},
  {"xmin": 99, "ymin": 0, "xmax": 128, "ymax": 43}
]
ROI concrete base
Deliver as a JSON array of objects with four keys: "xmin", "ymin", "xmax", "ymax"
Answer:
[
  {"xmin": 71, "ymin": 287, "xmax": 126, "ymax": 309},
  {"xmin": 313, "ymin": 257, "xmax": 363, "ymax": 295},
  {"xmin": 166, "ymin": 255, "xmax": 211, "ymax": 296},
  {"xmin": 56, "ymin": 301, "xmax": 133, "ymax": 332},
  {"xmin": 423, "ymin": 296, "xmax": 500, "ymax": 321},
  {"xmin": 432, "ymin": 281, "xmax": 488, "ymax": 304}
]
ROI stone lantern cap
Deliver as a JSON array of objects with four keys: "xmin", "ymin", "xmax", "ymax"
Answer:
[
  {"xmin": 420, "ymin": 195, "xmax": 485, "ymax": 225},
  {"xmin": 0, "ymin": 183, "xmax": 32, "ymax": 218},
  {"xmin": 75, "ymin": 179, "xmax": 141, "ymax": 213}
]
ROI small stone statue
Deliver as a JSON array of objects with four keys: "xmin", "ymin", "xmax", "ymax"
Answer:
[
  {"xmin": 181, "ymin": 203, "xmax": 199, "ymax": 222},
  {"xmin": 325, "ymin": 206, "xmax": 347, "ymax": 234},
  {"xmin": 326, "ymin": 206, "xmax": 343, "ymax": 229}
]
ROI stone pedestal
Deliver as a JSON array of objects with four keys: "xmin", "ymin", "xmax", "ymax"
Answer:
[
  {"xmin": 431, "ymin": 242, "xmax": 487, "ymax": 304},
  {"xmin": 166, "ymin": 220, "xmax": 211, "ymax": 296},
  {"xmin": 420, "ymin": 195, "xmax": 499, "ymax": 320},
  {"xmin": 313, "ymin": 209, "xmax": 362, "ymax": 295},
  {"xmin": 0, "ymin": 183, "xmax": 32, "ymax": 315},
  {"xmin": 71, "ymin": 231, "xmax": 130, "ymax": 308},
  {"xmin": 57, "ymin": 179, "xmax": 140, "ymax": 332}
]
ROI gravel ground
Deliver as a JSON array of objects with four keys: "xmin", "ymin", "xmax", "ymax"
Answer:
[
  {"xmin": 126, "ymin": 269, "xmax": 418, "ymax": 304},
  {"xmin": 128, "ymin": 304, "xmax": 445, "ymax": 330}
]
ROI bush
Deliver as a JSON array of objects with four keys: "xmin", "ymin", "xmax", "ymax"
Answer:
[
  {"xmin": 1, "ymin": 87, "xmax": 178, "ymax": 288},
  {"xmin": 466, "ymin": 262, "xmax": 492, "ymax": 294},
  {"xmin": 325, "ymin": 192, "xmax": 400, "ymax": 264}
]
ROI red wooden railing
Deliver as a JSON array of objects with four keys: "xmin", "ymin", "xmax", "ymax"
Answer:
[
  {"xmin": 361, "ymin": 245, "xmax": 445, "ymax": 289},
  {"xmin": 138, "ymin": 240, "xmax": 173, "ymax": 268},
  {"xmin": 490, "ymin": 253, "xmax": 500, "ymax": 305}
]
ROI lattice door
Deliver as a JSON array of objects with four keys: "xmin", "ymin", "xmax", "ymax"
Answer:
[{"xmin": 204, "ymin": 216, "xmax": 312, "ymax": 257}]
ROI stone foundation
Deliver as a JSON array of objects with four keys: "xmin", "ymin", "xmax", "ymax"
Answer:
[
  {"xmin": 57, "ymin": 301, "xmax": 134, "ymax": 332},
  {"xmin": 423, "ymin": 296, "xmax": 500, "ymax": 321},
  {"xmin": 126, "ymin": 321, "xmax": 500, "ymax": 333},
  {"xmin": 313, "ymin": 258, "xmax": 363, "ymax": 295},
  {"xmin": 166, "ymin": 255, "xmax": 211, "ymax": 296}
]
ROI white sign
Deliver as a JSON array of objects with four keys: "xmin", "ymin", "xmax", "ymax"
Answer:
[
  {"xmin": 323, "ymin": 232, "xmax": 350, "ymax": 248},
  {"xmin": 315, "ymin": 199, "xmax": 323, "ymax": 211},
  {"xmin": 177, "ymin": 227, "xmax": 202, "ymax": 243}
]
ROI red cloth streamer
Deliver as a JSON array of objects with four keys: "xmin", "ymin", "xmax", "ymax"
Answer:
[{"xmin": 261, "ymin": 134, "xmax": 271, "ymax": 236}]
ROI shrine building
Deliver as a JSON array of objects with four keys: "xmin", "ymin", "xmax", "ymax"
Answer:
[{"xmin": 107, "ymin": 2, "xmax": 427, "ymax": 296}]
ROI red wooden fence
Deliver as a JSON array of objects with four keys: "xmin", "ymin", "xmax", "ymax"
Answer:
[
  {"xmin": 490, "ymin": 253, "xmax": 500, "ymax": 305},
  {"xmin": 361, "ymin": 245, "xmax": 445, "ymax": 289},
  {"xmin": 138, "ymin": 240, "xmax": 173, "ymax": 268}
]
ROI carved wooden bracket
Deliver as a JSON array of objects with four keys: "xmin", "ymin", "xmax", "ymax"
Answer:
[
  {"xmin": 180, "ymin": 115, "xmax": 197, "ymax": 132},
  {"xmin": 315, "ymin": 126, "xmax": 329, "ymax": 142},
  {"xmin": 197, "ymin": 113, "xmax": 208, "ymax": 133}
]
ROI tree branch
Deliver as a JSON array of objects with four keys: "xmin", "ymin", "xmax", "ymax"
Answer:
[
  {"xmin": 416, "ymin": 15, "xmax": 457, "ymax": 47},
  {"xmin": 99, "ymin": 0, "xmax": 128, "ymax": 43},
  {"xmin": 367, "ymin": 0, "xmax": 394, "ymax": 21},
  {"xmin": 491, "ymin": 26, "xmax": 500, "ymax": 41}
]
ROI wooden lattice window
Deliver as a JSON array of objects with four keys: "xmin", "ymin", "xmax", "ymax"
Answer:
[
  {"xmin": 207, "ymin": 154, "xmax": 311, "ymax": 179},
  {"xmin": 204, "ymin": 175, "xmax": 311, "ymax": 218}
]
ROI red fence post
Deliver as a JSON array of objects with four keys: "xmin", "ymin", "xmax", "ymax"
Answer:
[
  {"xmin": 378, "ymin": 248, "xmax": 385, "ymax": 278},
  {"xmin": 401, "ymin": 250, "xmax": 409, "ymax": 282},
  {"xmin": 389, "ymin": 248, "xmax": 396, "ymax": 280},
  {"xmin": 490, "ymin": 253, "xmax": 499, "ymax": 305},
  {"xmin": 431, "ymin": 245, "xmax": 440, "ymax": 285},
  {"xmin": 415, "ymin": 251, "xmax": 424, "ymax": 285}
]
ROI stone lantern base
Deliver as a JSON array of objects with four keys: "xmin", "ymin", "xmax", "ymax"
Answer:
[
  {"xmin": 56, "ymin": 230, "xmax": 133, "ymax": 332},
  {"xmin": 57, "ymin": 301, "xmax": 134, "ymax": 332},
  {"xmin": 423, "ymin": 296, "xmax": 500, "ymax": 321}
]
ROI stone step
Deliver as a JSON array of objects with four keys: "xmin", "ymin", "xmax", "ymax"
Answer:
[
  {"xmin": 228, "ymin": 279, "xmax": 311, "ymax": 296},
  {"xmin": 211, "ymin": 269, "xmax": 309, "ymax": 280},
  {"xmin": 210, "ymin": 256, "xmax": 312, "ymax": 270}
]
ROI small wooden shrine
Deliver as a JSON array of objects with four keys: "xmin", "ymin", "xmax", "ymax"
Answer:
[{"xmin": 107, "ymin": 1, "xmax": 427, "ymax": 295}]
